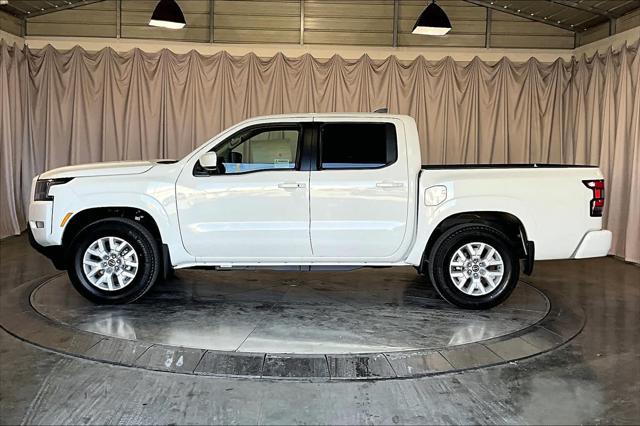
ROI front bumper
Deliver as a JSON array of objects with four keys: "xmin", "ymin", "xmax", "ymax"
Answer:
[
  {"xmin": 28, "ymin": 227, "xmax": 66, "ymax": 270},
  {"xmin": 29, "ymin": 199, "xmax": 54, "ymax": 247},
  {"xmin": 573, "ymin": 230, "xmax": 612, "ymax": 259}
]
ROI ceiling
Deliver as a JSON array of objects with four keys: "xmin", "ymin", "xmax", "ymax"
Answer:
[
  {"xmin": 0, "ymin": 0, "xmax": 105, "ymax": 19},
  {"xmin": 1, "ymin": 0, "xmax": 639, "ymax": 35},
  {"xmin": 465, "ymin": 0, "xmax": 640, "ymax": 32}
]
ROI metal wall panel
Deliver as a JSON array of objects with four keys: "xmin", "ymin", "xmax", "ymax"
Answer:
[
  {"xmin": 123, "ymin": 26, "xmax": 210, "ymax": 41},
  {"xmin": 214, "ymin": 0, "xmax": 300, "ymax": 44},
  {"xmin": 14, "ymin": 0, "xmax": 634, "ymax": 49},
  {"xmin": 489, "ymin": 10, "xmax": 574, "ymax": 49},
  {"xmin": 214, "ymin": 28, "xmax": 300, "ymax": 43},
  {"xmin": 28, "ymin": 23, "xmax": 116, "ymax": 38},
  {"xmin": 304, "ymin": 0, "xmax": 393, "ymax": 46},
  {"xmin": 215, "ymin": 15, "xmax": 299, "ymax": 30},
  {"xmin": 617, "ymin": 8, "xmax": 640, "ymax": 33},
  {"xmin": 491, "ymin": 34, "xmax": 574, "ymax": 49},
  {"xmin": 215, "ymin": 0, "xmax": 299, "ymax": 16},
  {"xmin": 27, "ymin": 1, "xmax": 116, "ymax": 38},
  {"xmin": 578, "ymin": 8, "xmax": 640, "ymax": 47},
  {"xmin": 123, "ymin": 0, "xmax": 209, "ymax": 14},
  {"xmin": 305, "ymin": 31, "xmax": 393, "ymax": 46},
  {"xmin": 399, "ymin": 33, "xmax": 485, "ymax": 47},
  {"xmin": 30, "ymin": 9, "xmax": 117, "ymax": 25},
  {"xmin": 578, "ymin": 22, "xmax": 609, "ymax": 46},
  {"xmin": 492, "ymin": 21, "xmax": 572, "ymax": 36},
  {"xmin": 0, "ymin": 10, "xmax": 22, "ymax": 36}
]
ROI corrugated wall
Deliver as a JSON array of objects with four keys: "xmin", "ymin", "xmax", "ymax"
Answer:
[
  {"xmin": 489, "ymin": 10, "xmax": 573, "ymax": 49},
  {"xmin": 13, "ymin": 0, "xmax": 638, "ymax": 49},
  {"xmin": 0, "ymin": 10, "xmax": 23, "ymax": 36},
  {"xmin": 578, "ymin": 8, "xmax": 640, "ymax": 47},
  {"xmin": 27, "ymin": 1, "xmax": 117, "ymax": 38},
  {"xmin": 215, "ymin": 0, "xmax": 300, "ymax": 44}
]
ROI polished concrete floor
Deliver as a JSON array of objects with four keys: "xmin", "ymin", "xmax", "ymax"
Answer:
[
  {"xmin": 32, "ymin": 269, "xmax": 548, "ymax": 353},
  {"xmin": 1, "ymin": 234, "xmax": 639, "ymax": 424}
]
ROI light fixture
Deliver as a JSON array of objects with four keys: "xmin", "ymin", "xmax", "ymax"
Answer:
[
  {"xmin": 0, "ymin": 0, "xmax": 8, "ymax": 5},
  {"xmin": 149, "ymin": 0, "xmax": 186, "ymax": 29},
  {"xmin": 412, "ymin": 0, "xmax": 452, "ymax": 36}
]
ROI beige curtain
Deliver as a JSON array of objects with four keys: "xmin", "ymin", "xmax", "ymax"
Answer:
[{"xmin": 1, "ymin": 41, "xmax": 638, "ymax": 262}]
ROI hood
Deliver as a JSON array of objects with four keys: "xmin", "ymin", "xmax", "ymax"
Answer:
[{"xmin": 39, "ymin": 161, "xmax": 156, "ymax": 179}]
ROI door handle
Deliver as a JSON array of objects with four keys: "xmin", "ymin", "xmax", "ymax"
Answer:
[
  {"xmin": 278, "ymin": 182, "xmax": 307, "ymax": 189},
  {"xmin": 376, "ymin": 181, "xmax": 404, "ymax": 189}
]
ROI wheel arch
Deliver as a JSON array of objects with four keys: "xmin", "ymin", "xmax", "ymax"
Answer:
[
  {"xmin": 62, "ymin": 207, "xmax": 163, "ymax": 248},
  {"xmin": 61, "ymin": 206, "xmax": 175, "ymax": 278},
  {"xmin": 418, "ymin": 211, "xmax": 532, "ymax": 273}
]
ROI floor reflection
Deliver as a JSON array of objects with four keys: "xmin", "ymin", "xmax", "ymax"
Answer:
[
  {"xmin": 32, "ymin": 267, "xmax": 549, "ymax": 354},
  {"xmin": 448, "ymin": 324, "xmax": 492, "ymax": 346},
  {"xmin": 81, "ymin": 313, "xmax": 137, "ymax": 340}
]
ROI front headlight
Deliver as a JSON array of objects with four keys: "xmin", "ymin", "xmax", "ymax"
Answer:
[{"xmin": 34, "ymin": 178, "xmax": 73, "ymax": 201}]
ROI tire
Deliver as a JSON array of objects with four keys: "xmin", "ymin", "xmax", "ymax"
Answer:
[
  {"xmin": 426, "ymin": 224, "xmax": 520, "ymax": 310},
  {"xmin": 66, "ymin": 217, "xmax": 161, "ymax": 304}
]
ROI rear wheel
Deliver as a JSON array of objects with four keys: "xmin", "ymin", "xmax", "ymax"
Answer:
[
  {"xmin": 67, "ymin": 218, "xmax": 161, "ymax": 304},
  {"xmin": 426, "ymin": 224, "xmax": 519, "ymax": 309}
]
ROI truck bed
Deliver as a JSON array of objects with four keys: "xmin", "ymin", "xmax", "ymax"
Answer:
[
  {"xmin": 418, "ymin": 165, "xmax": 604, "ymax": 261},
  {"xmin": 422, "ymin": 164, "xmax": 597, "ymax": 170}
]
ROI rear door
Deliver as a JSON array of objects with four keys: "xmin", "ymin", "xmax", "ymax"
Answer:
[{"xmin": 309, "ymin": 119, "xmax": 410, "ymax": 260}]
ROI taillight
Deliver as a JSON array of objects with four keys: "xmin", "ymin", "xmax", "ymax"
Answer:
[{"xmin": 582, "ymin": 179, "xmax": 605, "ymax": 217}]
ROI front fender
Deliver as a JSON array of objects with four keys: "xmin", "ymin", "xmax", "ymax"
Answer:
[
  {"xmin": 49, "ymin": 188, "xmax": 193, "ymax": 266},
  {"xmin": 61, "ymin": 193, "xmax": 176, "ymax": 242}
]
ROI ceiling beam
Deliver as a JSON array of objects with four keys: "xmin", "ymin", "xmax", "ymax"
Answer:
[
  {"xmin": 299, "ymin": 0, "xmax": 304, "ymax": 45},
  {"xmin": 462, "ymin": 0, "xmax": 577, "ymax": 32},
  {"xmin": 484, "ymin": 6, "xmax": 491, "ymax": 48},
  {"xmin": 1, "ymin": 2, "xmax": 29, "ymax": 17},
  {"xmin": 25, "ymin": 0, "xmax": 106, "ymax": 18},
  {"xmin": 392, "ymin": 0, "xmax": 399, "ymax": 48},
  {"xmin": 116, "ymin": 0, "xmax": 121, "ymax": 38},
  {"xmin": 546, "ymin": 0, "xmax": 622, "ymax": 19}
]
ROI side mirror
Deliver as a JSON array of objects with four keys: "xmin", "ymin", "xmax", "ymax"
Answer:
[{"xmin": 200, "ymin": 152, "xmax": 218, "ymax": 170}]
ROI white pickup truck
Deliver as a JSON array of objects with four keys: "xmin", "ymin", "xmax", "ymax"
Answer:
[{"xmin": 29, "ymin": 113, "xmax": 612, "ymax": 309}]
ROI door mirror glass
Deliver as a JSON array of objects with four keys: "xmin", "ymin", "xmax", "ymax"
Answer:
[{"xmin": 200, "ymin": 152, "xmax": 218, "ymax": 169}]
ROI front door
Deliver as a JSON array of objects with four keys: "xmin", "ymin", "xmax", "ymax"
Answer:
[{"xmin": 176, "ymin": 122, "xmax": 312, "ymax": 261}]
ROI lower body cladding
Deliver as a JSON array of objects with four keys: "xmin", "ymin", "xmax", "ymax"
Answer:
[{"xmin": 193, "ymin": 265, "xmax": 364, "ymax": 271}]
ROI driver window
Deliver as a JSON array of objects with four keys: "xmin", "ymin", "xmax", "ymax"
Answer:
[{"xmin": 214, "ymin": 126, "xmax": 300, "ymax": 174}]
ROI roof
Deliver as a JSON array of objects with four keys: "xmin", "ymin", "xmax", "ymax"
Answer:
[{"xmin": 242, "ymin": 112, "xmax": 414, "ymax": 121}]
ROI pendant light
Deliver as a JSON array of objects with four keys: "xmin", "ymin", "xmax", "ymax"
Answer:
[
  {"xmin": 412, "ymin": 0, "xmax": 452, "ymax": 36},
  {"xmin": 149, "ymin": 0, "xmax": 186, "ymax": 30}
]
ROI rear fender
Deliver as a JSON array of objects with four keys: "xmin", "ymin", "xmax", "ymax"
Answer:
[{"xmin": 405, "ymin": 195, "xmax": 537, "ymax": 265}]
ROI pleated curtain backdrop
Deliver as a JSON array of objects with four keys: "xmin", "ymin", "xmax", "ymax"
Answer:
[{"xmin": 1, "ymin": 40, "xmax": 638, "ymax": 262}]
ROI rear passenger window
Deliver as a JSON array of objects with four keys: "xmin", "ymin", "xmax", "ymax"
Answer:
[{"xmin": 320, "ymin": 123, "xmax": 397, "ymax": 169}]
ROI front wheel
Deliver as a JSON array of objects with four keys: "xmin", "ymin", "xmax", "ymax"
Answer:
[
  {"xmin": 426, "ymin": 224, "xmax": 520, "ymax": 309},
  {"xmin": 67, "ymin": 218, "xmax": 161, "ymax": 304}
]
